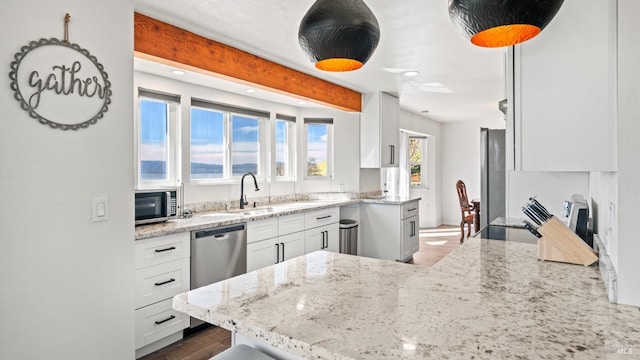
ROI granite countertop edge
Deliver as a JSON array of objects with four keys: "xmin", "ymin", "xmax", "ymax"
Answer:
[{"xmin": 135, "ymin": 197, "xmax": 421, "ymax": 240}]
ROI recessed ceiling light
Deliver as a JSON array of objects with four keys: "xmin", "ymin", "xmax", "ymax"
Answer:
[
  {"xmin": 298, "ymin": 101, "xmax": 307, "ymax": 105},
  {"xmin": 171, "ymin": 69, "xmax": 185, "ymax": 75},
  {"xmin": 403, "ymin": 70, "xmax": 419, "ymax": 77},
  {"xmin": 246, "ymin": 88, "xmax": 257, "ymax": 93}
]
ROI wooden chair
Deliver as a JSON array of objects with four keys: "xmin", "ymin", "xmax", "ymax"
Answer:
[{"xmin": 456, "ymin": 180, "xmax": 475, "ymax": 243}]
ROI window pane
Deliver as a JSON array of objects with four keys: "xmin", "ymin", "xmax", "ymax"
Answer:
[
  {"xmin": 409, "ymin": 138, "xmax": 422, "ymax": 162},
  {"xmin": 139, "ymin": 99, "xmax": 168, "ymax": 181},
  {"xmin": 411, "ymin": 164, "xmax": 421, "ymax": 186},
  {"xmin": 231, "ymin": 115, "xmax": 259, "ymax": 176},
  {"xmin": 191, "ymin": 108, "xmax": 224, "ymax": 179},
  {"xmin": 306, "ymin": 124, "xmax": 328, "ymax": 177},
  {"xmin": 275, "ymin": 120, "xmax": 289, "ymax": 177}
]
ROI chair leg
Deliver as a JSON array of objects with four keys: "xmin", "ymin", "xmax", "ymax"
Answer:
[
  {"xmin": 460, "ymin": 222, "xmax": 464, "ymax": 243},
  {"xmin": 467, "ymin": 222, "xmax": 471, "ymax": 237}
]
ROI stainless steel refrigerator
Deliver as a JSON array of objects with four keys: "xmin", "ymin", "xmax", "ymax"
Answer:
[{"xmin": 480, "ymin": 128, "xmax": 506, "ymax": 229}]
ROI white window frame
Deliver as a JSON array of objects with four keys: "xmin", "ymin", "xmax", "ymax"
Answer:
[
  {"xmin": 135, "ymin": 88, "xmax": 181, "ymax": 189},
  {"xmin": 409, "ymin": 136, "xmax": 427, "ymax": 189},
  {"xmin": 189, "ymin": 99, "xmax": 268, "ymax": 184},
  {"xmin": 273, "ymin": 114, "xmax": 297, "ymax": 182},
  {"xmin": 303, "ymin": 118, "xmax": 333, "ymax": 180}
]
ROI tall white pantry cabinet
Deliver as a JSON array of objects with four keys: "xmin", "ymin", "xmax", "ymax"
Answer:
[
  {"xmin": 507, "ymin": 0, "xmax": 616, "ymax": 172},
  {"xmin": 360, "ymin": 92, "xmax": 400, "ymax": 168}
]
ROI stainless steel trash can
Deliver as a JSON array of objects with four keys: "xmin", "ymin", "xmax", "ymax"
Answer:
[{"xmin": 339, "ymin": 219, "xmax": 358, "ymax": 255}]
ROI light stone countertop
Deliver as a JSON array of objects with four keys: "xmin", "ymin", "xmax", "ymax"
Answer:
[
  {"xmin": 173, "ymin": 237, "xmax": 640, "ymax": 359},
  {"xmin": 135, "ymin": 197, "xmax": 420, "ymax": 240}
]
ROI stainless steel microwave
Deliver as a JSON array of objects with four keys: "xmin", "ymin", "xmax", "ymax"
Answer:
[{"xmin": 135, "ymin": 188, "xmax": 179, "ymax": 225}]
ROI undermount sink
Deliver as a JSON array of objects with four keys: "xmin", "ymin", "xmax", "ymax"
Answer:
[
  {"xmin": 271, "ymin": 202, "xmax": 322, "ymax": 210},
  {"xmin": 201, "ymin": 212, "xmax": 242, "ymax": 219},
  {"xmin": 234, "ymin": 207, "xmax": 276, "ymax": 216}
]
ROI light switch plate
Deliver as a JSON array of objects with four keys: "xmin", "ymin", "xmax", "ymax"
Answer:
[{"xmin": 92, "ymin": 196, "xmax": 109, "ymax": 222}]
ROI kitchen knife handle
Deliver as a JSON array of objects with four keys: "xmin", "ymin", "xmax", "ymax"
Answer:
[{"xmin": 523, "ymin": 221, "xmax": 542, "ymax": 238}]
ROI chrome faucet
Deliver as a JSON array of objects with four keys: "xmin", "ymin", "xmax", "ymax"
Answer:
[{"xmin": 240, "ymin": 172, "xmax": 259, "ymax": 209}]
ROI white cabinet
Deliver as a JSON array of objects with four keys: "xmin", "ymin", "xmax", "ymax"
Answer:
[
  {"xmin": 134, "ymin": 233, "xmax": 190, "ymax": 358},
  {"xmin": 360, "ymin": 92, "xmax": 399, "ymax": 168},
  {"xmin": 304, "ymin": 223, "xmax": 339, "ymax": 253},
  {"xmin": 247, "ymin": 207, "xmax": 341, "ymax": 272},
  {"xmin": 360, "ymin": 200, "xmax": 419, "ymax": 262},
  {"xmin": 247, "ymin": 231, "xmax": 305, "ymax": 272},
  {"xmin": 304, "ymin": 207, "xmax": 340, "ymax": 253},
  {"xmin": 247, "ymin": 214, "xmax": 306, "ymax": 272},
  {"xmin": 507, "ymin": 0, "xmax": 616, "ymax": 171}
]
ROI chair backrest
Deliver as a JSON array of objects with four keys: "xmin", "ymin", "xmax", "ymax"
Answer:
[{"xmin": 456, "ymin": 180, "xmax": 470, "ymax": 210}]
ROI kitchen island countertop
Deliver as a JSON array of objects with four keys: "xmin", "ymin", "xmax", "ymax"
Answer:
[{"xmin": 173, "ymin": 237, "xmax": 640, "ymax": 359}]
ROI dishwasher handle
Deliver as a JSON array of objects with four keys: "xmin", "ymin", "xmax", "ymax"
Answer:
[{"xmin": 193, "ymin": 224, "xmax": 246, "ymax": 239}]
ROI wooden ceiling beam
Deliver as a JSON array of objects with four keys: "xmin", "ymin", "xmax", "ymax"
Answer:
[{"xmin": 134, "ymin": 12, "xmax": 361, "ymax": 112}]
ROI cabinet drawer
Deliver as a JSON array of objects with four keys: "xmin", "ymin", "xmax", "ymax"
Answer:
[
  {"xmin": 305, "ymin": 207, "xmax": 339, "ymax": 229},
  {"xmin": 401, "ymin": 201, "xmax": 419, "ymax": 220},
  {"xmin": 135, "ymin": 258, "xmax": 190, "ymax": 309},
  {"xmin": 278, "ymin": 213, "xmax": 305, "ymax": 235},
  {"xmin": 135, "ymin": 298, "xmax": 189, "ymax": 349},
  {"xmin": 135, "ymin": 233, "xmax": 190, "ymax": 269},
  {"xmin": 247, "ymin": 218, "xmax": 278, "ymax": 244}
]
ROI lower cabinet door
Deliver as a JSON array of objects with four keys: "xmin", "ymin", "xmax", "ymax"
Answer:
[
  {"xmin": 305, "ymin": 224, "xmax": 339, "ymax": 254},
  {"xmin": 247, "ymin": 238, "xmax": 278, "ymax": 272},
  {"xmin": 401, "ymin": 216, "xmax": 419, "ymax": 261},
  {"xmin": 280, "ymin": 232, "xmax": 305, "ymax": 261},
  {"xmin": 325, "ymin": 226, "xmax": 340, "ymax": 253},
  {"xmin": 135, "ymin": 298, "xmax": 189, "ymax": 349}
]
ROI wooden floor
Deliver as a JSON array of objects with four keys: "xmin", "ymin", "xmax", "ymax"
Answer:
[{"xmin": 140, "ymin": 225, "xmax": 462, "ymax": 360}]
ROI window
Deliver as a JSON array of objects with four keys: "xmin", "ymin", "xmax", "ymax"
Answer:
[
  {"xmin": 190, "ymin": 99, "xmax": 268, "ymax": 182},
  {"xmin": 274, "ymin": 114, "xmax": 296, "ymax": 180},
  {"xmin": 304, "ymin": 118, "xmax": 333, "ymax": 178},
  {"xmin": 409, "ymin": 137, "xmax": 427, "ymax": 187},
  {"xmin": 136, "ymin": 88, "xmax": 180, "ymax": 188}
]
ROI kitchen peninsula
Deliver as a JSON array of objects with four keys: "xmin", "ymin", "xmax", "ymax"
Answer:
[{"xmin": 174, "ymin": 237, "xmax": 640, "ymax": 359}]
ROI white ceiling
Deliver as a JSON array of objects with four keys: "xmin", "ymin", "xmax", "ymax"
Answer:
[{"xmin": 134, "ymin": 0, "xmax": 506, "ymax": 123}]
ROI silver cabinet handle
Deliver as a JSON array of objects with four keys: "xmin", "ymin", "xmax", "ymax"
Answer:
[
  {"xmin": 275, "ymin": 243, "xmax": 280, "ymax": 264},
  {"xmin": 316, "ymin": 215, "xmax": 332, "ymax": 220}
]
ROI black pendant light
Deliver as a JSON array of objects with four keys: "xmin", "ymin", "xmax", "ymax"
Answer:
[
  {"xmin": 449, "ymin": 0, "xmax": 565, "ymax": 48},
  {"xmin": 298, "ymin": 0, "xmax": 380, "ymax": 72}
]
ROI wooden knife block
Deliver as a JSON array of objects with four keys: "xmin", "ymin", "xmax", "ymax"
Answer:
[{"xmin": 536, "ymin": 216, "xmax": 598, "ymax": 266}]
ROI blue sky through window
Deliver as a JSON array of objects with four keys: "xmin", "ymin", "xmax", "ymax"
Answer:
[{"xmin": 139, "ymin": 99, "xmax": 168, "ymax": 180}]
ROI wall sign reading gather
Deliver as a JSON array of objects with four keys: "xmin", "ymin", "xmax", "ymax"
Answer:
[{"xmin": 9, "ymin": 38, "xmax": 112, "ymax": 130}]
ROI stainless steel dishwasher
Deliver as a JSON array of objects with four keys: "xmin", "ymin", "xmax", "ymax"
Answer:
[{"xmin": 190, "ymin": 223, "xmax": 247, "ymax": 328}]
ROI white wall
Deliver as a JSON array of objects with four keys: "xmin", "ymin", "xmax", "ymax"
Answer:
[
  {"xmin": 134, "ymin": 71, "xmax": 359, "ymax": 205},
  {"xmin": 506, "ymin": 171, "xmax": 589, "ymax": 217},
  {"xmin": 0, "ymin": 1, "xmax": 134, "ymax": 359},
  {"xmin": 441, "ymin": 118, "xmax": 505, "ymax": 225},
  {"xmin": 398, "ymin": 110, "xmax": 443, "ymax": 228},
  {"xmin": 615, "ymin": 0, "xmax": 640, "ymax": 306}
]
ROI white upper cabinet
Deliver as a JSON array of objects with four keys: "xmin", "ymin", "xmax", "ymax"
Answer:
[
  {"xmin": 360, "ymin": 92, "xmax": 399, "ymax": 168},
  {"xmin": 507, "ymin": 0, "xmax": 616, "ymax": 172}
]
